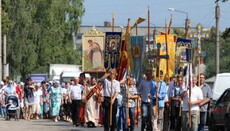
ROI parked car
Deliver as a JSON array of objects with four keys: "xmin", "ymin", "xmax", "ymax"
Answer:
[
  {"xmin": 209, "ymin": 88, "xmax": 230, "ymax": 131},
  {"xmin": 212, "ymin": 73, "xmax": 230, "ymax": 101}
]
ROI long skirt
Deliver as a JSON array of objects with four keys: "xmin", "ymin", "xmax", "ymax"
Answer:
[{"xmin": 51, "ymin": 100, "xmax": 61, "ymax": 116}]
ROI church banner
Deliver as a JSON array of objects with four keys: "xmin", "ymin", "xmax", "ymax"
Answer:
[
  {"xmin": 155, "ymin": 34, "xmax": 176, "ymax": 78},
  {"xmin": 82, "ymin": 27, "xmax": 105, "ymax": 72},
  {"xmin": 104, "ymin": 32, "xmax": 122, "ymax": 70},
  {"xmin": 175, "ymin": 38, "xmax": 192, "ymax": 74},
  {"xmin": 130, "ymin": 36, "xmax": 146, "ymax": 83}
]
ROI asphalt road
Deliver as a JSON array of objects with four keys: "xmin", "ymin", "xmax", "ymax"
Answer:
[
  {"xmin": 0, "ymin": 118, "xmax": 210, "ymax": 131},
  {"xmin": 0, "ymin": 118, "xmax": 142, "ymax": 131}
]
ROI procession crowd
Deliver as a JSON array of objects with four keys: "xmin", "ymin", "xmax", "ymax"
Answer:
[{"xmin": 0, "ymin": 69, "xmax": 212, "ymax": 131}]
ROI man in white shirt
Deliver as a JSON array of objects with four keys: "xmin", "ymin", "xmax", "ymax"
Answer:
[
  {"xmin": 68, "ymin": 77, "xmax": 85, "ymax": 127},
  {"xmin": 101, "ymin": 69, "xmax": 120, "ymax": 131},
  {"xmin": 181, "ymin": 76, "xmax": 203, "ymax": 131}
]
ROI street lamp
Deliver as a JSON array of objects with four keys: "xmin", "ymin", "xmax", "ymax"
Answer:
[{"xmin": 168, "ymin": 8, "xmax": 189, "ymax": 30}]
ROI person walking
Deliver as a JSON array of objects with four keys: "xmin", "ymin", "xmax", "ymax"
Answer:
[
  {"xmin": 47, "ymin": 81, "xmax": 63, "ymax": 122},
  {"xmin": 101, "ymin": 69, "xmax": 120, "ymax": 131},
  {"xmin": 198, "ymin": 73, "xmax": 212, "ymax": 131},
  {"xmin": 68, "ymin": 77, "xmax": 85, "ymax": 127}
]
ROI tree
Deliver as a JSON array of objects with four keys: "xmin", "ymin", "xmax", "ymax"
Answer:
[
  {"xmin": 6, "ymin": 0, "xmax": 85, "ymax": 79},
  {"xmin": 203, "ymin": 27, "xmax": 230, "ymax": 78}
]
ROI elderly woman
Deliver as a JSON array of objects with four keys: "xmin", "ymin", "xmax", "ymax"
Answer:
[{"xmin": 47, "ymin": 81, "xmax": 63, "ymax": 122}]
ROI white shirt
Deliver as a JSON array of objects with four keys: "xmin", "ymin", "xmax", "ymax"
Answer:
[
  {"xmin": 34, "ymin": 89, "xmax": 42, "ymax": 104},
  {"xmin": 0, "ymin": 87, "xmax": 4, "ymax": 99},
  {"xmin": 181, "ymin": 85, "xmax": 203, "ymax": 111},
  {"xmin": 103, "ymin": 78, "xmax": 120, "ymax": 97},
  {"xmin": 68, "ymin": 84, "xmax": 84, "ymax": 100},
  {"xmin": 62, "ymin": 88, "xmax": 67, "ymax": 94}
]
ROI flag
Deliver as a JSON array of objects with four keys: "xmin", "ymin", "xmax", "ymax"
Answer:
[
  {"xmin": 175, "ymin": 38, "xmax": 193, "ymax": 74},
  {"xmin": 130, "ymin": 17, "xmax": 146, "ymax": 30},
  {"xmin": 155, "ymin": 34, "xmax": 176, "ymax": 79},
  {"xmin": 184, "ymin": 63, "xmax": 193, "ymax": 90},
  {"xmin": 130, "ymin": 36, "xmax": 146, "ymax": 83},
  {"xmin": 117, "ymin": 40, "xmax": 128, "ymax": 81},
  {"xmin": 125, "ymin": 19, "xmax": 134, "ymax": 73},
  {"xmin": 104, "ymin": 32, "xmax": 122, "ymax": 70}
]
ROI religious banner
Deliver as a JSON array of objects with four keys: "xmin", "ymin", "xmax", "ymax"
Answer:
[
  {"xmin": 104, "ymin": 32, "xmax": 122, "ymax": 70},
  {"xmin": 130, "ymin": 36, "xmax": 146, "ymax": 83},
  {"xmin": 175, "ymin": 38, "xmax": 193, "ymax": 74},
  {"xmin": 155, "ymin": 34, "xmax": 176, "ymax": 78},
  {"xmin": 82, "ymin": 27, "xmax": 105, "ymax": 72},
  {"xmin": 117, "ymin": 40, "xmax": 128, "ymax": 81}
]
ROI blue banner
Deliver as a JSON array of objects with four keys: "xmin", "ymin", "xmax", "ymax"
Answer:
[
  {"xmin": 104, "ymin": 32, "xmax": 122, "ymax": 70},
  {"xmin": 130, "ymin": 36, "xmax": 146, "ymax": 83}
]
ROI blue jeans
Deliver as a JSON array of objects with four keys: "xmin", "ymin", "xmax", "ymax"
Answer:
[
  {"xmin": 198, "ymin": 112, "xmax": 207, "ymax": 131},
  {"xmin": 2, "ymin": 107, "xmax": 6, "ymax": 117},
  {"xmin": 141, "ymin": 102, "xmax": 152, "ymax": 131},
  {"xmin": 0, "ymin": 104, "xmax": 3, "ymax": 117},
  {"xmin": 129, "ymin": 107, "xmax": 135, "ymax": 131},
  {"xmin": 116, "ymin": 106, "xmax": 127, "ymax": 131}
]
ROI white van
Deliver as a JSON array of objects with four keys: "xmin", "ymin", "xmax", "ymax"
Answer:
[{"xmin": 212, "ymin": 73, "xmax": 230, "ymax": 100}]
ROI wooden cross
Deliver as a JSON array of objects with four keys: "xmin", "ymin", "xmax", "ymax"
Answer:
[{"xmin": 148, "ymin": 43, "xmax": 169, "ymax": 77}]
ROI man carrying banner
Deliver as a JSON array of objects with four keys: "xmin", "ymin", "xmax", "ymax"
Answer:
[
  {"xmin": 149, "ymin": 70, "xmax": 167, "ymax": 131},
  {"xmin": 181, "ymin": 76, "xmax": 203, "ymax": 131},
  {"xmin": 171, "ymin": 75, "xmax": 185, "ymax": 131},
  {"xmin": 138, "ymin": 69, "xmax": 154, "ymax": 131},
  {"xmin": 119, "ymin": 76, "xmax": 138, "ymax": 131},
  {"xmin": 101, "ymin": 69, "xmax": 120, "ymax": 131}
]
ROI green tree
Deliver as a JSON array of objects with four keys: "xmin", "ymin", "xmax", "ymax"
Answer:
[
  {"xmin": 6, "ymin": 0, "xmax": 85, "ymax": 79},
  {"xmin": 203, "ymin": 27, "xmax": 230, "ymax": 78}
]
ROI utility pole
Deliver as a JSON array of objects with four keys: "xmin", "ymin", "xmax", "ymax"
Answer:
[
  {"xmin": 3, "ymin": 35, "xmax": 7, "ymax": 79},
  {"xmin": 0, "ymin": 0, "xmax": 2, "ymax": 81},
  {"xmin": 215, "ymin": 3, "xmax": 220, "ymax": 74}
]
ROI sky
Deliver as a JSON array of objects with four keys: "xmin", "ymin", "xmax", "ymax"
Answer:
[{"xmin": 82, "ymin": 0, "xmax": 230, "ymax": 31}]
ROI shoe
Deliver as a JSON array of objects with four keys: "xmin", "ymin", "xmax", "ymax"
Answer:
[{"xmin": 54, "ymin": 119, "xmax": 58, "ymax": 122}]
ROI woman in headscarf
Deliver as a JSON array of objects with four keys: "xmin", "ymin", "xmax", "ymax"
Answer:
[{"xmin": 47, "ymin": 81, "xmax": 63, "ymax": 122}]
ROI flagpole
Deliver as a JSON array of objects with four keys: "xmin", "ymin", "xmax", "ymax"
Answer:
[
  {"xmin": 165, "ymin": 20, "xmax": 169, "ymax": 80},
  {"xmin": 136, "ymin": 24, "xmax": 138, "ymax": 36},
  {"xmin": 112, "ymin": 12, "xmax": 115, "ymax": 32},
  {"xmin": 148, "ymin": 7, "xmax": 150, "ymax": 52},
  {"xmin": 110, "ymin": 76, "xmax": 114, "ymax": 126},
  {"xmin": 168, "ymin": 15, "xmax": 172, "ymax": 34},
  {"xmin": 185, "ymin": 19, "xmax": 190, "ymax": 39}
]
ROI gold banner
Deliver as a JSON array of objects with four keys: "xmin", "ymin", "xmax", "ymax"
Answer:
[{"xmin": 155, "ymin": 34, "xmax": 176, "ymax": 80}]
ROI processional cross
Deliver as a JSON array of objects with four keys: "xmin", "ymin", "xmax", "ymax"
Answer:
[
  {"xmin": 148, "ymin": 42, "xmax": 169, "ymax": 118},
  {"xmin": 148, "ymin": 43, "xmax": 169, "ymax": 77}
]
